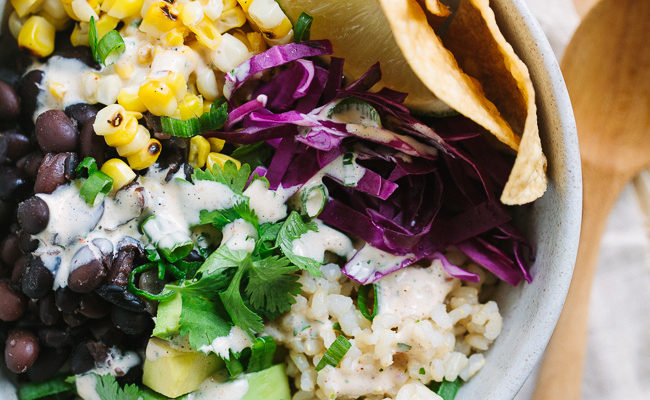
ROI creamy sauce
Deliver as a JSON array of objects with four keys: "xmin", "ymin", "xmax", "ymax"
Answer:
[
  {"xmin": 198, "ymin": 326, "xmax": 253, "ymax": 359},
  {"xmin": 343, "ymin": 244, "xmax": 416, "ymax": 285},
  {"xmin": 291, "ymin": 221, "xmax": 355, "ymax": 261},
  {"xmin": 75, "ymin": 347, "xmax": 141, "ymax": 400},
  {"xmin": 34, "ymin": 56, "xmax": 94, "ymax": 119},
  {"xmin": 188, "ymin": 376, "xmax": 249, "ymax": 400},
  {"xmin": 243, "ymin": 179, "xmax": 288, "ymax": 223},
  {"xmin": 222, "ymin": 219, "xmax": 258, "ymax": 252}
]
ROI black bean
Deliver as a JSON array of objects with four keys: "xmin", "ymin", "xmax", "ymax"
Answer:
[
  {"xmin": 86, "ymin": 341, "xmax": 109, "ymax": 364},
  {"xmin": 89, "ymin": 319, "xmax": 123, "ymax": 346},
  {"xmin": 68, "ymin": 245, "xmax": 107, "ymax": 293},
  {"xmin": 95, "ymin": 285, "xmax": 146, "ymax": 313},
  {"xmin": 17, "ymin": 70, "xmax": 43, "ymax": 120},
  {"xmin": 53, "ymin": 46, "xmax": 99, "ymax": 69},
  {"xmin": 69, "ymin": 342, "xmax": 94, "ymax": 375},
  {"xmin": 64, "ymin": 103, "xmax": 101, "ymax": 126},
  {"xmin": 35, "ymin": 110, "xmax": 79, "ymax": 153},
  {"xmin": 78, "ymin": 293, "xmax": 109, "ymax": 319},
  {"xmin": 107, "ymin": 247, "xmax": 135, "ymax": 287},
  {"xmin": 110, "ymin": 307, "xmax": 151, "ymax": 335},
  {"xmin": 79, "ymin": 117, "xmax": 106, "ymax": 164},
  {"xmin": 54, "ymin": 287, "xmax": 80, "ymax": 313},
  {"xmin": 92, "ymin": 238, "xmax": 114, "ymax": 265},
  {"xmin": 143, "ymin": 112, "xmax": 162, "ymax": 133},
  {"xmin": 0, "ymin": 130, "xmax": 31, "ymax": 162},
  {"xmin": 0, "ymin": 80, "xmax": 21, "ymax": 121},
  {"xmin": 0, "ymin": 166, "xmax": 30, "ymax": 201},
  {"xmin": 34, "ymin": 152, "xmax": 78, "ymax": 194},
  {"xmin": 17, "ymin": 151, "xmax": 44, "ymax": 179},
  {"xmin": 17, "ymin": 196, "xmax": 50, "ymax": 235},
  {"xmin": 0, "ymin": 281, "xmax": 27, "ymax": 321},
  {"xmin": 22, "ymin": 257, "xmax": 53, "ymax": 299},
  {"xmin": 0, "ymin": 199, "xmax": 10, "ymax": 228},
  {"xmin": 11, "ymin": 256, "xmax": 27, "ymax": 286},
  {"xmin": 27, "ymin": 348, "xmax": 67, "ymax": 382},
  {"xmin": 4, "ymin": 330, "xmax": 39, "ymax": 373},
  {"xmin": 38, "ymin": 328, "xmax": 70, "ymax": 348},
  {"xmin": 18, "ymin": 231, "xmax": 38, "ymax": 253},
  {"xmin": 62, "ymin": 312, "xmax": 86, "ymax": 327},
  {"xmin": 1, "ymin": 234, "xmax": 21, "ymax": 265},
  {"xmin": 38, "ymin": 293, "xmax": 60, "ymax": 326}
]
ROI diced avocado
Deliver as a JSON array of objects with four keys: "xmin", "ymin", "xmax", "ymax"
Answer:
[
  {"xmin": 152, "ymin": 293, "xmax": 182, "ymax": 338},
  {"xmin": 242, "ymin": 364, "xmax": 291, "ymax": 400},
  {"xmin": 142, "ymin": 338, "xmax": 223, "ymax": 398}
]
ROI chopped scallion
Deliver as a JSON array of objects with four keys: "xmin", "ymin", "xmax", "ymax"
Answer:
[
  {"xmin": 246, "ymin": 336, "xmax": 276, "ymax": 373},
  {"xmin": 96, "ymin": 30, "xmax": 125, "ymax": 66},
  {"xmin": 127, "ymin": 263, "xmax": 176, "ymax": 301},
  {"xmin": 293, "ymin": 12, "xmax": 313, "ymax": 43},
  {"xmin": 224, "ymin": 355, "xmax": 244, "ymax": 377},
  {"xmin": 301, "ymin": 184, "xmax": 328, "ymax": 218},
  {"xmin": 429, "ymin": 378, "xmax": 461, "ymax": 400},
  {"xmin": 76, "ymin": 156, "xmax": 98, "ymax": 177},
  {"xmin": 160, "ymin": 98, "xmax": 228, "ymax": 137},
  {"xmin": 315, "ymin": 335, "xmax": 351, "ymax": 371},
  {"xmin": 89, "ymin": 17, "xmax": 99, "ymax": 63},
  {"xmin": 79, "ymin": 171, "xmax": 113, "ymax": 205},
  {"xmin": 357, "ymin": 284, "xmax": 378, "ymax": 321}
]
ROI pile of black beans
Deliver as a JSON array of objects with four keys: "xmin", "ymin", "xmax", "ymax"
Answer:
[{"xmin": 0, "ymin": 58, "xmax": 185, "ymax": 385}]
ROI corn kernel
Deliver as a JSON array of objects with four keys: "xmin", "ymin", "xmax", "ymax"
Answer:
[
  {"xmin": 136, "ymin": 43, "xmax": 154, "ymax": 64},
  {"xmin": 189, "ymin": 136, "xmax": 210, "ymax": 168},
  {"xmin": 215, "ymin": 6, "xmax": 246, "ymax": 33},
  {"xmin": 104, "ymin": 115, "xmax": 139, "ymax": 147},
  {"xmin": 95, "ymin": 13, "xmax": 119, "ymax": 37},
  {"xmin": 8, "ymin": 12, "xmax": 26, "ymax": 40},
  {"xmin": 105, "ymin": 0, "xmax": 143, "ymax": 19},
  {"xmin": 139, "ymin": 1, "xmax": 181, "ymax": 37},
  {"xmin": 117, "ymin": 124, "xmax": 151, "ymax": 156},
  {"xmin": 207, "ymin": 152, "xmax": 240, "ymax": 172},
  {"xmin": 101, "ymin": 158, "xmax": 137, "ymax": 191},
  {"xmin": 138, "ymin": 80, "xmax": 178, "ymax": 116},
  {"xmin": 248, "ymin": 0, "xmax": 292, "ymax": 40},
  {"xmin": 94, "ymin": 104, "xmax": 128, "ymax": 135},
  {"xmin": 114, "ymin": 60, "xmax": 135, "ymax": 79},
  {"xmin": 117, "ymin": 87, "xmax": 147, "ymax": 112},
  {"xmin": 162, "ymin": 71, "xmax": 187, "ymax": 101},
  {"xmin": 210, "ymin": 33, "xmax": 249, "ymax": 73},
  {"xmin": 180, "ymin": 1, "xmax": 203, "ymax": 26},
  {"xmin": 195, "ymin": 69, "xmax": 219, "ymax": 101},
  {"xmin": 208, "ymin": 138, "xmax": 225, "ymax": 153},
  {"xmin": 190, "ymin": 19, "xmax": 222, "ymax": 50},
  {"xmin": 70, "ymin": 21, "xmax": 89, "ymax": 46},
  {"xmin": 70, "ymin": 0, "xmax": 98, "ymax": 22},
  {"xmin": 41, "ymin": 10, "xmax": 71, "ymax": 31},
  {"xmin": 236, "ymin": 0, "xmax": 253, "ymax": 12},
  {"xmin": 10, "ymin": 0, "xmax": 45, "ymax": 18},
  {"xmin": 48, "ymin": 82, "xmax": 67, "ymax": 100},
  {"xmin": 127, "ymin": 138, "xmax": 162, "ymax": 170},
  {"xmin": 18, "ymin": 16, "xmax": 55, "ymax": 58},
  {"xmin": 246, "ymin": 31, "xmax": 266, "ymax": 54},
  {"xmin": 178, "ymin": 94, "xmax": 204, "ymax": 120},
  {"xmin": 96, "ymin": 75, "xmax": 121, "ymax": 105},
  {"xmin": 161, "ymin": 28, "xmax": 186, "ymax": 47},
  {"xmin": 42, "ymin": 0, "xmax": 68, "ymax": 19},
  {"xmin": 203, "ymin": 0, "xmax": 224, "ymax": 20},
  {"xmin": 82, "ymin": 71, "xmax": 100, "ymax": 103},
  {"xmin": 223, "ymin": 0, "xmax": 237, "ymax": 10}
]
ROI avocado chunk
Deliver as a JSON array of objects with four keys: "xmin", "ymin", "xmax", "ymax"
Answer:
[
  {"xmin": 142, "ymin": 338, "xmax": 223, "ymax": 398},
  {"xmin": 152, "ymin": 293, "xmax": 182, "ymax": 338},
  {"xmin": 242, "ymin": 364, "xmax": 291, "ymax": 400}
]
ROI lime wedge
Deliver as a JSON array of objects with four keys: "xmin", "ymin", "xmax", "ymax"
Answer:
[{"xmin": 277, "ymin": 0, "xmax": 452, "ymax": 114}]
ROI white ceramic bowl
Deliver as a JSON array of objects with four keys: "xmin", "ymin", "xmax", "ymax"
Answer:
[{"xmin": 0, "ymin": 0, "xmax": 581, "ymax": 398}]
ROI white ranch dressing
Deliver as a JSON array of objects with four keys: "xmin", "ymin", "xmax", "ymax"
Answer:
[
  {"xmin": 222, "ymin": 219, "xmax": 258, "ymax": 252},
  {"xmin": 243, "ymin": 179, "xmax": 288, "ymax": 223},
  {"xmin": 198, "ymin": 326, "xmax": 253, "ymax": 359},
  {"xmin": 188, "ymin": 376, "xmax": 249, "ymax": 400},
  {"xmin": 291, "ymin": 221, "xmax": 355, "ymax": 261},
  {"xmin": 343, "ymin": 244, "xmax": 416, "ymax": 285},
  {"xmin": 34, "ymin": 56, "xmax": 93, "ymax": 119},
  {"xmin": 75, "ymin": 347, "xmax": 141, "ymax": 400}
]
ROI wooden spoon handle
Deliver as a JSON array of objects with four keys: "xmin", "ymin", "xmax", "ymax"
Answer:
[{"xmin": 532, "ymin": 164, "xmax": 628, "ymax": 400}]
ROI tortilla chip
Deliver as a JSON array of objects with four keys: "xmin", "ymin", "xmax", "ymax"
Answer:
[
  {"xmin": 443, "ymin": 0, "xmax": 546, "ymax": 204},
  {"xmin": 424, "ymin": 0, "xmax": 451, "ymax": 17}
]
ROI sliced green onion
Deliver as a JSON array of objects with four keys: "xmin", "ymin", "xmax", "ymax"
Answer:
[
  {"xmin": 328, "ymin": 97, "xmax": 382, "ymax": 127},
  {"xmin": 141, "ymin": 216, "xmax": 194, "ymax": 263},
  {"xmin": 419, "ymin": 367, "xmax": 426, "ymax": 375},
  {"xmin": 96, "ymin": 30, "xmax": 125, "ymax": 66},
  {"xmin": 224, "ymin": 355, "xmax": 244, "ymax": 377},
  {"xmin": 396, "ymin": 342, "xmax": 411, "ymax": 352},
  {"xmin": 161, "ymin": 98, "xmax": 228, "ymax": 137},
  {"xmin": 246, "ymin": 336, "xmax": 276, "ymax": 373},
  {"xmin": 341, "ymin": 151, "xmax": 358, "ymax": 186},
  {"xmin": 429, "ymin": 379, "xmax": 461, "ymax": 400},
  {"xmin": 80, "ymin": 171, "xmax": 113, "ymax": 205},
  {"xmin": 18, "ymin": 376, "xmax": 74, "ymax": 400},
  {"xmin": 301, "ymin": 184, "xmax": 327, "ymax": 218},
  {"xmin": 357, "ymin": 284, "xmax": 379, "ymax": 321},
  {"xmin": 89, "ymin": 16, "xmax": 99, "ymax": 63},
  {"xmin": 76, "ymin": 156, "xmax": 98, "ymax": 177},
  {"xmin": 315, "ymin": 335, "xmax": 351, "ymax": 371},
  {"xmin": 127, "ymin": 263, "xmax": 176, "ymax": 301},
  {"xmin": 293, "ymin": 12, "xmax": 313, "ymax": 43}
]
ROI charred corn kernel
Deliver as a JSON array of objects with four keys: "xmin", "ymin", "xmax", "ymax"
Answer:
[
  {"xmin": 195, "ymin": 68, "xmax": 219, "ymax": 101},
  {"xmin": 161, "ymin": 28, "xmax": 186, "ymax": 47},
  {"xmin": 41, "ymin": 10, "xmax": 71, "ymax": 31},
  {"xmin": 246, "ymin": 31, "xmax": 266, "ymax": 54},
  {"xmin": 136, "ymin": 43, "xmax": 154, "ymax": 64},
  {"xmin": 189, "ymin": 136, "xmax": 210, "ymax": 168},
  {"xmin": 207, "ymin": 152, "xmax": 240, "ymax": 171},
  {"xmin": 180, "ymin": 1, "xmax": 203, "ymax": 26},
  {"xmin": 117, "ymin": 87, "xmax": 147, "ymax": 112},
  {"xmin": 70, "ymin": 21, "xmax": 89, "ymax": 46},
  {"xmin": 48, "ymin": 82, "xmax": 67, "ymax": 100},
  {"xmin": 104, "ymin": 115, "xmax": 139, "ymax": 146},
  {"xmin": 116, "ymin": 124, "xmax": 151, "ymax": 156},
  {"xmin": 248, "ymin": 0, "xmax": 292, "ymax": 40},
  {"xmin": 203, "ymin": 0, "xmax": 223, "ymax": 21},
  {"xmin": 265, "ymin": 28, "xmax": 292, "ymax": 46},
  {"xmin": 178, "ymin": 94, "xmax": 204, "ymax": 120},
  {"xmin": 210, "ymin": 33, "xmax": 249, "ymax": 73},
  {"xmin": 95, "ymin": 13, "xmax": 119, "ymax": 37},
  {"xmin": 190, "ymin": 18, "xmax": 222, "ymax": 49},
  {"xmin": 42, "ymin": 0, "xmax": 67, "ymax": 19},
  {"xmin": 104, "ymin": 0, "xmax": 143, "ymax": 19},
  {"xmin": 18, "ymin": 16, "xmax": 55, "ymax": 57},
  {"xmin": 94, "ymin": 104, "xmax": 128, "ymax": 135},
  {"xmin": 114, "ymin": 60, "xmax": 135, "ymax": 79},
  {"xmin": 161, "ymin": 71, "xmax": 187, "ymax": 101},
  {"xmin": 215, "ymin": 6, "xmax": 246, "ymax": 33},
  {"xmin": 10, "ymin": 0, "xmax": 45, "ymax": 18},
  {"xmin": 70, "ymin": 0, "xmax": 98, "ymax": 22},
  {"xmin": 127, "ymin": 138, "xmax": 162, "ymax": 169},
  {"xmin": 138, "ymin": 80, "xmax": 178, "ymax": 116},
  {"xmin": 101, "ymin": 158, "xmax": 137, "ymax": 191},
  {"xmin": 8, "ymin": 12, "xmax": 26, "ymax": 39},
  {"xmin": 236, "ymin": 0, "xmax": 253, "ymax": 12},
  {"xmin": 139, "ymin": 1, "xmax": 181, "ymax": 36},
  {"xmin": 208, "ymin": 138, "xmax": 225, "ymax": 152}
]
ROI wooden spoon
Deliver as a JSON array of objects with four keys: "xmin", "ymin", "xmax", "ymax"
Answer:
[{"xmin": 532, "ymin": 0, "xmax": 650, "ymax": 399}]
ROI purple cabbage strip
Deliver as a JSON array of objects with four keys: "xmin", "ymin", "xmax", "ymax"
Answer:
[
  {"xmin": 226, "ymin": 95, "xmax": 268, "ymax": 129},
  {"xmin": 456, "ymin": 238, "xmax": 523, "ymax": 286},
  {"xmin": 344, "ymin": 62, "xmax": 382, "ymax": 92},
  {"xmin": 430, "ymin": 252, "xmax": 480, "ymax": 283},
  {"xmin": 342, "ymin": 244, "xmax": 419, "ymax": 285},
  {"xmin": 245, "ymin": 166, "xmax": 268, "ymax": 189},
  {"xmin": 321, "ymin": 57, "xmax": 344, "ymax": 103}
]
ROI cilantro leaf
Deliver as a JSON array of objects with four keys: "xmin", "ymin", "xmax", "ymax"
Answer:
[
  {"xmin": 165, "ymin": 270, "xmax": 232, "ymax": 300},
  {"xmin": 246, "ymin": 256, "xmax": 301, "ymax": 319},
  {"xmin": 277, "ymin": 211, "xmax": 322, "ymax": 276},
  {"xmin": 198, "ymin": 202, "xmax": 258, "ymax": 229},
  {"xmin": 219, "ymin": 263, "xmax": 264, "ymax": 335},
  {"xmin": 178, "ymin": 294, "xmax": 233, "ymax": 349},
  {"xmin": 94, "ymin": 374, "xmax": 141, "ymax": 400},
  {"xmin": 193, "ymin": 161, "xmax": 251, "ymax": 195},
  {"xmin": 253, "ymin": 222, "xmax": 283, "ymax": 258},
  {"xmin": 198, "ymin": 245, "xmax": 249, "ymax": 275}
]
